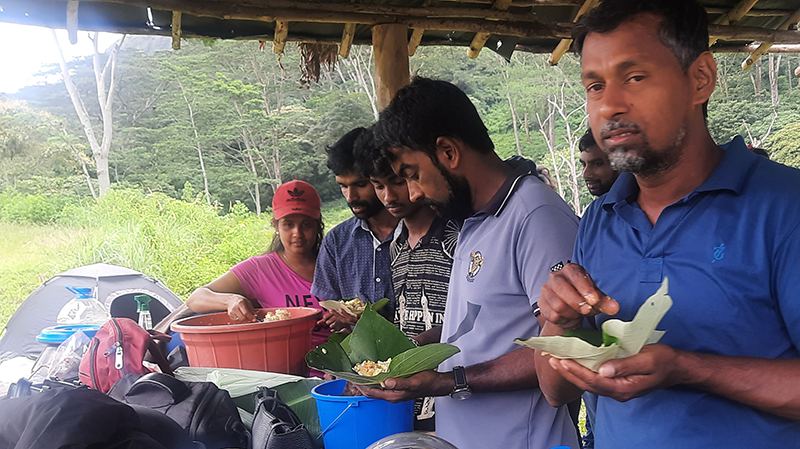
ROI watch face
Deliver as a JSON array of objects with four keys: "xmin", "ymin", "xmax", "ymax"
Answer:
[{"xmin": 451, "ymin": 389, "xmax": 472, "ymax": 401}]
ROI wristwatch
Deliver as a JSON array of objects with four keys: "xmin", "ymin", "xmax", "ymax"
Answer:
[{"xmin": 449, "ymin": 366, "xmax": 472, "ymax": 400}]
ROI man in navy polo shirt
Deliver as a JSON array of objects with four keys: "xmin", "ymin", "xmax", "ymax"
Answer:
[
  {"xmin": 312, "ymin": 127, "xmax": 401, "ymax": 327},
  {"xmin": 536, "ymin": 1, "xmax": 800, "ymax": 448},
  {"xmin": 357, "ymin": 78, "xmax": 580, "ymax": 449}
]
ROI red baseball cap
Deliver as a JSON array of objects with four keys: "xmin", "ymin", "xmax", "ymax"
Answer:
[{"xmin": 272, "ymin": 180, "xmax": 321, "ymax": 220}]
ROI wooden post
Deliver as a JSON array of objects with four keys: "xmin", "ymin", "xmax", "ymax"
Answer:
[
  {"xmin": 372, "ymin": 24, "xmax": 410, "ymax": 111},
  {"xmin": 273, "ymin": 21, "xmax": 289, "ymax": 53},
  {"xmin": 548, "ymin": 0, "xmax": 598, "ymax": 65},
  {"xmin": 340, "ymin": 23, "xmax": 357, "ymax": 57},
  {"xmin": 172, "ymin": 11, "xmax": 182, "ymax": 50}
]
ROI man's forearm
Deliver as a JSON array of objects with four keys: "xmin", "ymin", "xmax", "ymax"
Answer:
[
  {"xmin": 536, "ymin": 321, "xmax": 586, "ymax": 406},
  {"xmin": 464, "ymin": 346, "xmax": 540, "ymax": 393},
  {"xmin": 676, "ymin": 351, "xmax": 800, "ymax": 421}
]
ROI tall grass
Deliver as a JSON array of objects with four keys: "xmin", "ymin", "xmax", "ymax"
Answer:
[{"xmin": 0, "ymin": 188, "xmax": 354, "ymax": 330}]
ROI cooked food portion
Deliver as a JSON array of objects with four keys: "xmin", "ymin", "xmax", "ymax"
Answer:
[
  {"xmin": 262, "ymin": 309, "xmax": 292, "ymax": 322},
  {"xmin": 343, "ymin": 298, "xmax": 366, "ymax": 316},
  {"xmin": 353, "ymin": 358, "xmax": 392, "ymax": 377}
]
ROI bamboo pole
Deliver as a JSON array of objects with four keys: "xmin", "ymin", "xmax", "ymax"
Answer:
[
  {"xmin": 273, "ymin": 20, "xmax": 289, "ymax": 53},
  {"xmin": 709, "ymin": 0, "xmax": 760, "ymax": 46},
  {"xmin": 340, "ymin": 22, "xmax": 357, "ymax": 57},
  {"xmin": 742, "ymin": 8, "xmax": 800, "ymax": 69},
  {"xmin": 373, "ymin": 23, "xmax": 410, "ymax": 110},
  {"xmin": 171, "ymin": 11, "xmax": 182, "ymax": 50},
  {"xmin": 467, "ymin": 0, "xmax": 513, "ymax": 58},
  {"xmin": 548, "ymin": 0, "xmax": 598, "ymax": 65},
  {"xmin": 408, "ymin": 28, "xmax": 425, "ymax": 56},
  {"xmin": 67, "ymin": 0, "xmax": 79, "ymax": 44}
]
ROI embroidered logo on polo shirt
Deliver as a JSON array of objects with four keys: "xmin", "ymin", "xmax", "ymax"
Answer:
[
  {"xmin": 467, "ymin": 251, "xmax": 483, "ymax": 282},
  {"xmin": 712, "ymin": 243, "xmax": 725, "ymax": 263}
]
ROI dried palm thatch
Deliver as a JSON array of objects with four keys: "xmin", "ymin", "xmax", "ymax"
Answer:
[{"xmin": 299, "ymin": 43, "xmax": 339, "ymax": 86}]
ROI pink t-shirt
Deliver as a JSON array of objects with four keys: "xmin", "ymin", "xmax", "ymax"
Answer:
[{"xmin": 230, "ymin": 252, "xmax": 330, "ymax": 348}]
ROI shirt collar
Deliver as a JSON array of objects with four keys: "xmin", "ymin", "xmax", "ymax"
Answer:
[
  {"xmin": 478, "ymin": 157, "xmax": 539, "ymax": 217},
  {"xmin": 353, "ymin": 217, "xmax": 402, "ymax": 244},
  {"xmin": 602, "ymin": 136, "xmax": 756, "ymax": 210}
]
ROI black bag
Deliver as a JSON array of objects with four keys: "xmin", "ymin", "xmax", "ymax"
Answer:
[
  {"xmin": 108, "ymin": 372, "xmax": 248, "ymax": 449},
  {"xmin": 251, "ymin": 386, "xmax": 316, "ymax": 449}
]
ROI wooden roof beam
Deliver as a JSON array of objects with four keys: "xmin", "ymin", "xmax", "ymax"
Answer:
[
  {"xmin": 273, "ymin": 20, "xmax": 288, "ymax": 53},
  {"xmin": 742, "ymin": 7, "xmax": 800, "ymax": 69},
  {"xmin": 548, "ymin": 0, "xmax": 597, "ymax": 66},
  {"xmin": 467, "ymin": 0, "xmax": 513, "ymax": 58},
  {"xmin": 408, "ymin": 0, "xmax": 435, "ymax": 57},
  {"xmin": 709, "ymin": 0, "xmax": 760, "ymax": 46},
  {"xmin": 340, "ymin": 22, "xmax": 357, "ymax": 57}
]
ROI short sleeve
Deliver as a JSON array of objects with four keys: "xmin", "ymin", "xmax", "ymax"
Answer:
[
  {"xmin": 517, "ymin": 204, "xmax": 579, "ymax": 307},
  {"xmin": 230, "ymin": 256, "xmax": 260, "ymax": 299},
  {"xmin": 311, "ymin": 231, "xmax": 341, "ymax": 300},
  {"xmin": 774, "ymin": 222, "xmax": 800, "ymax": 349}
]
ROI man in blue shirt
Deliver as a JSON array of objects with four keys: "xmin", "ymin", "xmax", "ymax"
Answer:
[
  {"xmin": 312, "ymin": 127, "xmax": 401, "ymax": 327},
  {"xmin": 536, "ymin": 1, "xmax": 800, "ymax": 448},
  {"xmin": 357, "ymin": 78, "xmax": 580, "ymax": 449}
]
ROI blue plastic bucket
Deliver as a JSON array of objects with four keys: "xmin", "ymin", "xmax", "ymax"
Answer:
[{"xmin": 311, "ymin": 378, "xmax": 414, "ymax": 449}]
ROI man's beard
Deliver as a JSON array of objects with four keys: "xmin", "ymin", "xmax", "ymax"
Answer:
[
  {"xmin": 348, "ymin": 196, "xmax": 384, "ymax": 220},
  {"xmin": 601, "ymin": 120, "xmax": 685, "ymax": 178},
  {"xmin": 419, "ymin": 159, "xmax": 474, "ymax": 221}
]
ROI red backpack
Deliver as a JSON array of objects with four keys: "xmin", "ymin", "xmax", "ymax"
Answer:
[{"xmin": 79, "ymin": 317, "xmax": 173, "ymax": 393}]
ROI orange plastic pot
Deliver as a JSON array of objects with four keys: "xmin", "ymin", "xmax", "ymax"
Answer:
[{"xmin": 172, "ymin": 307, "xmax": 320, "ymax": 376}]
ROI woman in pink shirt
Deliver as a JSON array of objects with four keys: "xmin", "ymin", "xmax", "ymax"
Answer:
[{"xmin": 186, "ymin": 180, "xmax": 332, "ymax": 352}]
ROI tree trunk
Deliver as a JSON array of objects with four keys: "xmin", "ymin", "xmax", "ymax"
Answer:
[
  {"xmin": 247, "ymin": 152, "xmax": 261, "ymax": 216},
  {"xmin": 60, "ymin": 127, "xmax": 97, "ymax": 200},
  {"xmin": 769, "ymin": 53, "xmax": 782, "ymax": 106},
  {"xmin": 176, "ymin": 78, "xmax": 212, "ymax": 205},
  {"xmin": 53, "ymin": 30, "xmax": 125, "ymax": 197},
  {"xmin": 755, "ymin": 58, "xmax": 763, "ymax": 94},
  {"xmin": 507, "ymin": 92, "xmax": 522, "ymax": 156}
]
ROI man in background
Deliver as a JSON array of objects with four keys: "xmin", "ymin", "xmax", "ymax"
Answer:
[
  {"xmin": 579, "ymin": 128, "xmax": 619, "ymax": 198},
  {"xmin": 312, "ymin": 127, "xmax": 401, "ymax": 327},
  {"xmin": 355, "ymin": 129, "xmax": 459, "ymax": 430}
]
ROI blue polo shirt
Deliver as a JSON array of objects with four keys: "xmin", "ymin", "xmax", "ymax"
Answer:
[
  {"xmin": 576, "ymin": 136, "xmax": 800, "ymax": 449},
  {"xmin": 437, "ymin": 158, "xmax": 580, "ymax": 449},
  {"xmin": 311, "ymin": 216, "xmax": 401, "ymax": 309}
]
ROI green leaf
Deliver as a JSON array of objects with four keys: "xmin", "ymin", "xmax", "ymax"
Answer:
[
  {"xmin": 602, "ymin": 332, "xmax": 620, "ymax": 347},
  {"xmin": 562, "ymin": 328, "xmax": 604, "ymax": 347},
  {"xmin": 346, "ymin": 302, "xmax": 415, "ymax": 364},
  {"xmin": 306, "ymin": 302, "xmax": 460, "ymax": 385}
]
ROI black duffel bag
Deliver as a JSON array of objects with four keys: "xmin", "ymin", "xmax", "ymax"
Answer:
[
  {"xmin": 108, "ymin": 372, "xmax": 248, "ymax": 449},
  {"xmin": 251, "ymin": 386, "xmax": 316, "ymax": 449}
]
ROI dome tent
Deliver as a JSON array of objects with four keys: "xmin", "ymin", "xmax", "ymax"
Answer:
[{"xmin": 0, "ymin": 263, "xmax": 184, "ymax": 361}]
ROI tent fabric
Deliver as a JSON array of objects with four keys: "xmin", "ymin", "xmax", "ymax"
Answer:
[{"xmin": 0, "ymin": 263, "xmax": 184, "ymax": 362}]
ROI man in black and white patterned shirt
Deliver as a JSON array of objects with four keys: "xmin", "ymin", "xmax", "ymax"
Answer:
[{"xmin": 355, "ymin": 128, "xmax": 460, "ymax": 429}]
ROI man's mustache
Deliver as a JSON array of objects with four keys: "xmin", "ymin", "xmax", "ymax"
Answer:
[
  {"xmin": 600, "ymin": 119, "xmax": 642, "ymax": 135},
  {"xmin": 347, "ymin": 201, "xmax": 370, "ymax": 209}
]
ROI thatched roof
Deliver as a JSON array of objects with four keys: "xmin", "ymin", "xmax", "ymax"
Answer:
[{"xmin": 1, "ymin": 0, "xmax": 799, "ymax": 60}]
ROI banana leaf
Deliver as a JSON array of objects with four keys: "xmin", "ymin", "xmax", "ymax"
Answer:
[
  {"xmin": 515, "ymin": 278, "xmax": 672, "ymax": 372},
  {"xmin": 305, "ymin": 302, "xmax": 460, "ymax": 386}
]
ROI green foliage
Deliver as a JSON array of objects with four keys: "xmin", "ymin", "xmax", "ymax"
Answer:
[{"xmin": 768, "ymin": 122, "xmax": 800, "ymax": 167}]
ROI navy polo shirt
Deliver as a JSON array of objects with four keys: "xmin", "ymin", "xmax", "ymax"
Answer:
[
  {"xmin": 311, "ymin": 216, "xmax": 401, "ymax": 308},
  {"xmin": 576, "ymin": 136, "xmax": 800, "ymax": 449}
]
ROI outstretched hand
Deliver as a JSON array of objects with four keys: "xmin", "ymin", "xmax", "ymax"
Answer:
[
  {"xmin": 321, "ymin": 310, "xmax": 358, "ymax": 332},
  {"xmin": 547, "ymin": 344, "xmax": 684, "ymax": 402},
  {"xmin": 354, "ymin": 370, "xmax": 449, "ymax": 403}
]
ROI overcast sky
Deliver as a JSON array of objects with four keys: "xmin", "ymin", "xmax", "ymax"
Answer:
[{"xmin": 0, "ymin": 23, "xmax": 122, "ymax": 94}]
